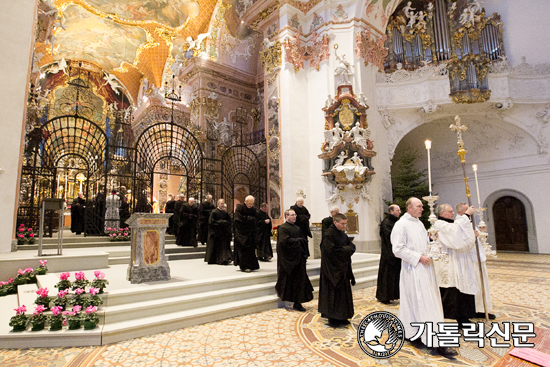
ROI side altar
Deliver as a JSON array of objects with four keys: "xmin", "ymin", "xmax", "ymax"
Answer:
[{"xmin": 126, "ymin": 213, "xmax": 172, "ymax": 284}]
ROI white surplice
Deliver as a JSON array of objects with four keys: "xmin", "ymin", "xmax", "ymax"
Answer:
[
  {"xmin": 471, "ymin": 237, "xmax": 493, "ymax": 312},
  {"xmin": 433, "ymin": 214, "xmax": 478, "ymax": 295},
  {"xmin": 391, "ymin": 213, "xmax": 443, "ymax": 347}
]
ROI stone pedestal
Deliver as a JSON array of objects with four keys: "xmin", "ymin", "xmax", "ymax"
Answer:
[
  {"xmin": 126, "ymin": 213, "xmax": 172, "ymax": 284},
  {"xmin": 310, "ymin": 224, "xmax": 322, "ymax": 259}
]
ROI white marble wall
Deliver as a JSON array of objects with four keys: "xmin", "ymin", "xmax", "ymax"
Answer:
[{"xmin": 0, "ymin": 1, "xmax": 37, "ymax": 253}]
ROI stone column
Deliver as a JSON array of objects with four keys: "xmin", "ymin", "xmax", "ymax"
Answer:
[
  {"xmin": 0, "ymin": 0, "xmax": 38, "ymax": 253},
  {"xmin": 126, "ymin": 213, "xmax": 172, "ymax": 284}
]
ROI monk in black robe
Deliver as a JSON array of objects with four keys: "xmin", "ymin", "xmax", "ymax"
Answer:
[
  {"xmin": 233, "ymin": 195, "xmax": 259, "ymax": 272},
  {"xmin": 376, "ymin": 204, "xmax": 402, "ymax": 304},
  {"xmin": 205, "ymin": 199, "xmax": 232, "ymax": 265},
  {"xmin": 321, "ymin": 206, "xmax": 339, "ymax": 237},
  {"xmin": 173, "ymin": 195, "xmax": 185, "ymax": 242},
  {"xmin": 70, "ymin": 193, "xmax": 85, "ymax": 235},
  {"xmin": 275, "ymin": 209, "xmax": 313, "ymax": 311},
  {"xmin": 118, "ymin": 186, "xmax": 130, "ymax": 229},
  {"xmin": 164, "ymin": 194, "xmax": 176, "ymax": 235},
  {"xmin": 319, "ymin": 213, "xmax": 356, "ymax": 327},
  {"xmin": 290, "ymin": 197, "xmax": 311, "ymax": 258},
  {"xmin": 256, "ymin": 202, "xmax": 273, "ymax": 261},
  {"xmin": 198, "ymin": 195, "xmax": 215, "ymax": 246},
  {"xmin": 177, "ymin": 197, "xmax": 199, "ymax": 247}
]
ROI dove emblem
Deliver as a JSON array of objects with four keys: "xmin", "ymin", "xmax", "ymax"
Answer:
[{"xmin": 357, "ymin": 311, "xmax": 405, "ymax": 358}]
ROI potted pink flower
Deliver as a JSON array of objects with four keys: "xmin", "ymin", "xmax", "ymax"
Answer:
[
  {"xmin": 53, "ymin": 289, "xmax": 69, "ymax": 310},
  {"xmin": 30, "ymin": 305, "xmax": 47, "ymax": 331},
  {"xmin": 70, "ymin": 288, "xmax": 86, "ymax": 308},
  {"xmin": 83, "ymin": 305, "xmax": 99, "ymax": 330},
  {"xmin": 55, "ymin": 272, "xmax": 72, "ymax": 291},
  {"xmin": 34, "ymin": 287, "xmax": 51, "ymax": 310},
  {"xmin": 91, "ymin": 271, "xmax": 109, "ymax": 294},
  {"xmin": 64, "ymin": 305, "xmax": 82, "ymax": 330},
  {"xmin": 9, "ymin": 305, "xmax": 28, "ymax": 332},
  {"xmin": 85, "ymin": 287, "xmax": 103, "ymax": 307},
  {"xmin": 48, "ymin": 306, "xmax": 64, "ymax": 331},
  {"xmin": 37, "ymin": 260, "xmax": 48, "ymax": 275},
  {"xmin": 72, "ymin": 271, "xmax": 88, "ymax": 290}
]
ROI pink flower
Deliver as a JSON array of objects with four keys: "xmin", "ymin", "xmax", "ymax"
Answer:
[
  {"xmin": 18, "ymin": 228, "xmax": 24, "ymax": 232},
  {"xmin": 0, "ymin": 281, "xmax": 7, "ymax": 286},
  {"xmin": 17, "ymin": 234, "xmax": 24, "ymax": 238},
  {"xmin": 94, "ymin": 271, "xmax": 105, "ymax": 280},
  {"xmin": 59, "ymin": 272, "xmax": 70, "ymax": 281},
  {"xmin": 33, "ymin": 305, "xmax": 46, "ymax": 315},
  {"xmin": 19, "ymin": 224, "xmax": 25, "ymax": 228},
  {"xmin": 85, "ymin": 306, "xmax": 98, "ymax": 314},
  {"xmin": 124, "ymin": 227, "xmax": 129, "ymax": 231},
  {"xmin": 8, "ymin": 278, "xmax": 13, "ymax": 284},
  {"xmin": 75, "ymin": 288, "xmax": 85, "ymax": 295},
  {"xmin": 106, "ymin": 227, "xmax": 111, "ymax": 231},
  {"xmin": 39, "ymin": 260, "xmax": 47, "ymax": 267},
  {"xmin": 57, "ymin": 289, "xmax": 69, "ymax": 298},
  {"xmin": 36, "ymin": 287, "xmax": 49, "ymax": 298},
  {"xmin": 51, "ymin": 306, "xmax": 63, "ymax": 316},
  {"xmin": 123, "ymin": 233, "xmax": 129, "ymax": 236},
  {"xmin": 17, "ymin": 269, "xmax": 24, "ymax": 275},
  {"xmin": 74, "ymin": 271, "xmax": 86, "ymax": 281},
  {"xmin": 15, "ymin": 305, "xmax": 27, "ymax": 315},
  {"xmin": 89, "ymin": 287, "xmax": 99, "ymax": 295},
  {"xmin": 27, "ymin": 228, "xmax": 33, "ymax": 232},
  {"xmin": 72, "ymin": 305, "xmax": 82, "ymax": 313},
  {"xmin": 29, "ymin": 233, "xmax": 35, "ymax": 238},
  {"xmin": 24, "ymin": 268, "xmax": 33, "ymax": 274}
]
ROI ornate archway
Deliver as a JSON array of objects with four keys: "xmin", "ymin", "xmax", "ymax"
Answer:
[
  {"xmin": 134, "ymin": 122, "xmax": 203, "ymax": 211},
  {"xmin": 221, "ymin": 146, "xmax": 266, "ymax": 213}
]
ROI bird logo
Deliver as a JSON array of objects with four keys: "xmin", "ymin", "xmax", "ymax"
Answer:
[{"xmin": 357, "ymin": 311, "xmax": 405, "ymax": 359}]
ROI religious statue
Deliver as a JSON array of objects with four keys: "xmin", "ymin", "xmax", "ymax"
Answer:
[
  {"xmin": 402, "ymin": 1, "xmax": 416, "ymax": 18},
  {"xmin": 348, "ymin": 122, "xmax": 369, "ymax": 150},
  {"xmin": 334, "ymin": 48, "xmax": 353, "ymax": 86},
  {"xmin": 333, "ymin": 151, "xmax": 347, "ymax": 169},
  {"xmin": 326, "ymin": 124, "xmax": 344, "ymax": 151},
  {"xmin": 351, "ymin": 152, "xmax": 363, "ymax": 167},
  {"xmin": 216, "ymin": 117, "xmax": 232, "ymax": 145}
]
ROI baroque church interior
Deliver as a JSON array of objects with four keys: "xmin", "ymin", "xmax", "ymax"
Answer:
[{"xmin": 0, "ymin": 0, "xmax": 549, "ymax": 365}]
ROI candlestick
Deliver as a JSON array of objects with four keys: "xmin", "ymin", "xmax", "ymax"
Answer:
[
  {"xmin": 425, "ymin": 140, "xmax": 432, "ymax": 196},
  {"xmin": 472, "ymin": 164, "xmax": 481, "ymax": 207}
]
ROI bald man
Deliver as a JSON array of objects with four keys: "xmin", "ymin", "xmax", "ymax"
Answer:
[{"xmin": 234, "ymin": 195, "xmax": 259, "ymax": 272}]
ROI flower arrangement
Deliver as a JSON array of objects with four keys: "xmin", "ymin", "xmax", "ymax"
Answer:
[
  {"xmin": 37, "ymin": 260, "xmax": 48, "ymax": 275},
  {"xmin": 34, "ymin": 287, "xmax": 51, "ymax": 310},
  {"xmin": 14, "ymin": 268, "xmax": 35, "ymax": 285},
  {"xmin": 48, "ymin": 306, "xmax": 64, "ymax": 331},
  {"xmin": 55, "ymin": 272, "xmax": 72, "ymax": 291},
  {"xmin": 53, "ymin": 289, "xmax": 69, "ymax": 310},
  {"xmin": 83, "ymin": 305, "xmax": 99, "ymax": 330},
  {"xmin": 16, "ymin": 224, "xmax": 36, "ymax": 245},
  {"xmin": 9, "ymin": 305, "xmax": 28, "ymax": 332},
  {"xmin": 91, "ymin": 271, "xmax": 109, "ymax": 294},
  {"xmin": 69, "ymin": 288, "xmax": 86, "ymax": 308},
  {"xmin": 29, "ymin": 305, "xmax": 47, "ymax": 331},
  {"xmin": 63, "ymin": 305, "xmax": 82, "ymax": 330},
  {"xmin": 72, "ymin": 271, "xmax": 89, "ymax": 290},
  {"xmin": 106, "ymin": 227, "xmax": 130, "ymax": 241}
]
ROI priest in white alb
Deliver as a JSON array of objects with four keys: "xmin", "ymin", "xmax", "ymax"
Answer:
[
  {"xmin": 433, "ymin": 203, "xmax": 478, "ymax": 328},
  {"xmin": 391, "ymin": 197, "xmax": 457, "ymax": 357}
]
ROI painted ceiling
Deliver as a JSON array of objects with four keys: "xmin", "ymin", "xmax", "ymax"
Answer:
[{"xmin": 35, "ymin": 0, "xmax": 222, "ymax": 103}]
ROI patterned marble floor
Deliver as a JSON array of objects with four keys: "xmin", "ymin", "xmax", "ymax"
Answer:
[{"xmin": 0, "ymin": 253, "xmax": 548, "ymax": 367}]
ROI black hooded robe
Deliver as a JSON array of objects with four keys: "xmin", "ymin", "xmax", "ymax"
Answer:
[
  {"xmin": 256, "ymin": 209, "xmax": 273, "ymax": 260},
  {"xmin": 275, "ymin": 221, "xmax": 313, "ymax": 303},
  {"xmin": 177, "ymin": 202, "xmax": 199, "ymax": 247},
  {"xmin": 204, "ymin": 208, "xmax": 233, "ymax": 265},
  {"xmin": 198, "ymin": 201, "xmax": 215, "ymax": 245},
  {"xmin": 233, "ymin": 204, "xmax": 259, "ymax": 271},
  {"xmin": 375, "ymin": 214, "xmax": 401, "ymax": 302},
  {"xmin": 318, "ymin": 223, "xmax": 356, "ymax": 321}
]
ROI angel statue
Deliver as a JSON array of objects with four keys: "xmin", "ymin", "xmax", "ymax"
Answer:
[
  {"xmin": 332, "ymin": 151, "xmax": 347, "ymax": 169},
  {"xmin": 349, "ymin": 122, "xmax": 369, "ymax": 150},
  {"xmin": 324, "ymin": 124, "xmax": 344, "ymax": 151}
]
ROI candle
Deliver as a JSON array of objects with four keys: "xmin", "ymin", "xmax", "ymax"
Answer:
[
  {"xmin": 425, "ymin": 140, "xmax": 432, "ymax": 196},
  {"xmin": 472, "ymin": 164, "xmax": 481, "ymax": 207}
]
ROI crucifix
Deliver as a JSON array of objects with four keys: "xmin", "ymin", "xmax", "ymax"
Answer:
[{"xmin": 450, "ymin": 115, "xmax": 468, "ymax": 154}]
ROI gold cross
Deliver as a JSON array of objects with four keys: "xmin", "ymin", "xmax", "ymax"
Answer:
[{"xmin": 449, "ymin": 115, "xmax": 468, "ymax": 146}]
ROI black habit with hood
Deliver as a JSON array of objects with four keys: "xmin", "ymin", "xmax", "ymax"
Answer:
[
  {"xmin": 177, "ymin": 202, "xmax": 199, "ymax": 247},
  {"xmin": 233, "ymin": 204, "xmax": 260, "ymax": 271},
  {"xmin": 198, "ymin": 200, "xmax": 215, "ymax": 245},
  {"xmin": 256, "ymin": 209, "xmax": 273, "ymax": 260},
  {"xmin": 275, "ymin": 221, "xmax": 313, "ymax": 303},
  {"xmin": 375, "ymin": 213, "xmax": 401, "ymax": 302},
  {"xmin": 318, "ymin": 223, "xmax": 356, "ymax": 321},
  {"xmin": 204, "ymin": 208, "xmax": 233, "ymax": 265}
]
